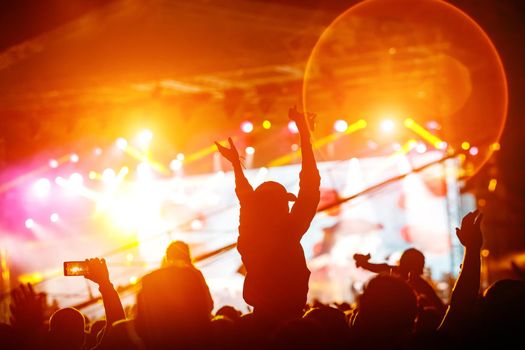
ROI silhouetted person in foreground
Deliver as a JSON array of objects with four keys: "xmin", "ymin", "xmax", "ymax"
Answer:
[
  {"xmin": 135, "ymin": 249, "xmax": 214, "ymax": 349},
  {"xmin": 350, "ymin": 274, "xmax": 418, "ymax": 350},
  {"xmin": 216, "ymin": 106, "xmax": 320, "ymax": 323},
  {"xmin": 354, "ymin": 247, "xmax": 445, "ymax": 315}
]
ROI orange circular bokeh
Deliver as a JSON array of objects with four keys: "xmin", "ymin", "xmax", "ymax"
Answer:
[{"xmin": 303, "ymin": 0, "xmax": 507, "ymax": 176}]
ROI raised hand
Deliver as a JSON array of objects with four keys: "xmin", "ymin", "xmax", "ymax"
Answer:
[
  {"xmin": 456, "ymin": 210, "xmax": 483, "ymax": 251},
  {"xmin": 10, "ymin": 283, "xmax": 44, "ymax": 332},
  {"xmin": 85, "ymin": 258, "xmax": 111, "ymax": 287},
  {"xmin": 353, "ymin": 253, "xmax": 371, "ymax": 268},
  {"xmin": 288, "ymin": 105, "xmax": 316, "ymax": 132},
  {"xmin": 215, "ymin": 137, "xmax": 240, "ymax": 164}
]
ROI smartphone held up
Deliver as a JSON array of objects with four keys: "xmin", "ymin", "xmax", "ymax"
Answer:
[{"xmin": 63, "ymin": 261, "xmax": 89, "ymax": 276}]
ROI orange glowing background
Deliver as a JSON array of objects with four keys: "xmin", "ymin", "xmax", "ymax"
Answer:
[{"xmin": 303, "ymin": 0, "xmax": 507, "ymax": 176}]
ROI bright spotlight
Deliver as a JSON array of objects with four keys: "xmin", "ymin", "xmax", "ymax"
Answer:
[
  {"xmin": 240, "ymin": 121, "xmax": 254, "ymax": 133},
  {"xmin": 170, "ymin": 159, "xmax": 183, "ymax": 171},
  {"xmin": 70, "ymin": 153, "xmax": 79, "ymax": 163},
  {"xmin": 245, "ymin": 146, "xmax": 255, "ymax": 155},
  {"xmin": 333, "ymin": 120, "xmax": 348, "ymax": 133},
  {"xmin": 116, "ymin": 137, "xmax": 128, "ymax": 150},
  {"xmin": 138, "ymin": 129, "xmax": 153, "ymax": 145},
  {"xmin": 176, "ymin": 153, "xmax": 185, "ymax": 161},
  {"xmin": 416, "ymin": 142, "xmax": 427, "ymax": 154},
  {"xmin": 69, "ymin": 173, "xmax": 84, "ymax": 187},
  {"xmin": 190, "ymin": 219, "xmax": 204, "ymax": 231},
  {"xmin": 94, "ymin": 147, "xmax": 103, "ymax": 156},
  {"xmin": 33, "ymin": 178, "xmax": 51, "ymax": 198},
  {"xmin": 262, "ymin": 120, "xmax": 272, "ymax": 129},
  {"xmin": 461, "ymin": 141, "xmax": 471, "ymax": 150},
  {"xmin": 288, "ymin": 121, "xmax": 299, "ymax": 134},
  {"xmin": 88, "ymin": 171, "xmax": 97, "ymax": 180},
  {"xmin": 437, "ymin": 141, "xmax": 448, "ymax": 150},
  {"xmin": 102, "ymin": 168, "xmax": 116, "ymax": 183},
  {"xmin": 49, "ymin": 159, "xmax": 59, "ymax": 168},
  {"xmin": 25, "ymin": 218, "xmax": 34, "ymax": 229},
  {"xmin": 380, "ymin": 119, "xmax": 395, "ymax": 133},
  {"xmin": 50, "ymin": 213, "xmax": 59, "ymax": 223},
  {"xmin": 469, "ymin": 146, "xmax": 479, "ymax": 156}
]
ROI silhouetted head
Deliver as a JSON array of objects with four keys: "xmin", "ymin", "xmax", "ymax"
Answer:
[
  {"xmin": 48, "ymin": 308, "xmax": 86, "ymax": 350},
  {"xmin": 355, "ymin": 275, "xmax": 417, "ymax": 338},
  {"xmin": 135, "ymin": 266, "xmax": 213, "ymax": 347},
  {"xmin": 303, "ymin": 307, "xmax": 348, "ymax": 347},
  {"xmin": 399, "ymin": 248, "xmax": 425, "ymax": 276},
  {"xmin": 165, "ymin": 240, "xmax": 192, "ymax": 265},
  {"xmin": 481, "ymin": 279, "xmax": 525, "ymax": 337},
  {"xmin": 254, "ymin": 181, "xmax": 296, "ymax": 216},
  {"xmin": 215, "ymin": 305, "xmax": 242, "ymax": 322}
]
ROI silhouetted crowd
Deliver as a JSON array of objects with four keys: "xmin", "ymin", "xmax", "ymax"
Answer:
[{"xmin": 2, "ymin": 108, "xmax": 525, "ymax": 350}]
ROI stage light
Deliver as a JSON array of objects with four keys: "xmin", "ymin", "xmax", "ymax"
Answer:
[
  {"xmin": 70, "ymin": 153, "xmax": 79, "ymax": 163},
  {"xmin": 380, "ymin": 119, "xmax": 395, "ymax": 133},
  {"xmin": 262, "ymin": 120, "xmax": 272, "ymax": 129},
  {"xmin": 88, "ymin": 171, "xmax": 97, "ymax": 180},
  {"xmin": 129, "ymin": 276, "xmax": 138, "ymax": 285},
  {"xmin": 126, "ymin": 253, "xmax": 134, "ymax": 262},
  {"xmin": 488, "ymin": 178, "xmax": 497, "ymax": 192},
  {"xmin": 416, "ymin": 142, "xmax": 427, "ymax": 154},
  {"xmin": 469, "ymin": 147, "xmax": 479, "ymax": 156},
  {"xmin": 25, "ymin": 218, "xmax": 34, "ymax": 229},
  {"xmin": 116, "ymin": 138, "xmax": 128, "ymax": 150},
  {"xmin": 191, "ymin": 219, "xmax": 204, "ymax": 231},
  {"xmin": 69, "ymin": 173, "xmax": 84, "ymax": 187},
  {"xmin": 49, "ymin": 159, "xmax": 59, "ymax": 168},
  {"xmin": 33, "ymin": 178, "xmax": 51, "ymax": 198},
  {"xmin": 461, "ymin": 141, "xmax": 470, "ymax": 150},
  {"xmin": 50, "ymin": 213, "xmax": 59, "ymax": 223},
  {"xmin": 288, "ymin": 121, "xmax": 299, "ymax": 134},
  {"xmin": 437, "ymin": 141, "xmax": 448, "ymax": 150},
  {"xmin": 240, "ymin": 121, "xmax": 254, "ymax": 133},
  {"xmin": 102, "ymin": 168, "xmax": 116, "ymax": 183},
  {"xmin": 138, "ymin": 129, "xmax": 153, "ymax": 145},
  {"xmin": 176, "ymin": 153, "xmax": 185, "ymax": 161},
  {"xmin": 245, "ymin": 146, "xmax": 255, "ymax": 155},
  {"xmin": 119, "ymin": 166, "xmax": 129, "ymax": 177},
  {"xmin": 333, "ymin": 120, "xmax": 348, "ymax": 133},
  {"xmin": 170, "ymin": 159, "xmax": 182, "ymax": 171},
  {"xmin": 490, "ymin": 142, "xmax": 501, "ymax": 151},
  {"xmin": 426, "ymin": 121, "xmax": 441, "ymax": 130},
  {"xmin": 94, "ymin": 147, "xmax": 103, "ymax": 156}
]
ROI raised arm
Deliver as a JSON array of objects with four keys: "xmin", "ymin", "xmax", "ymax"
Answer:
[
  {"xmin": 215, "ymin": 137, "xmax": 253, "ymax": 201},
  {"xmin": 289, "ymin": 106, "xmax": 321, "ymax": 233},
  {"xmin": 353, "ymin": 253, "xmax": 395, "ymax": 274},
  {"xmin": 85, "ymin": 258, "xmax": 125, "ymax": 329},
  {"xmin": 439, "ymin": 210, "xmax": 483, "ymax": 334}
]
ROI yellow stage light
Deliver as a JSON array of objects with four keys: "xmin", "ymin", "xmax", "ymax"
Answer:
[{"xmin": 262, "ymin": 120, "xmax": 272, "ymax": 129}]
